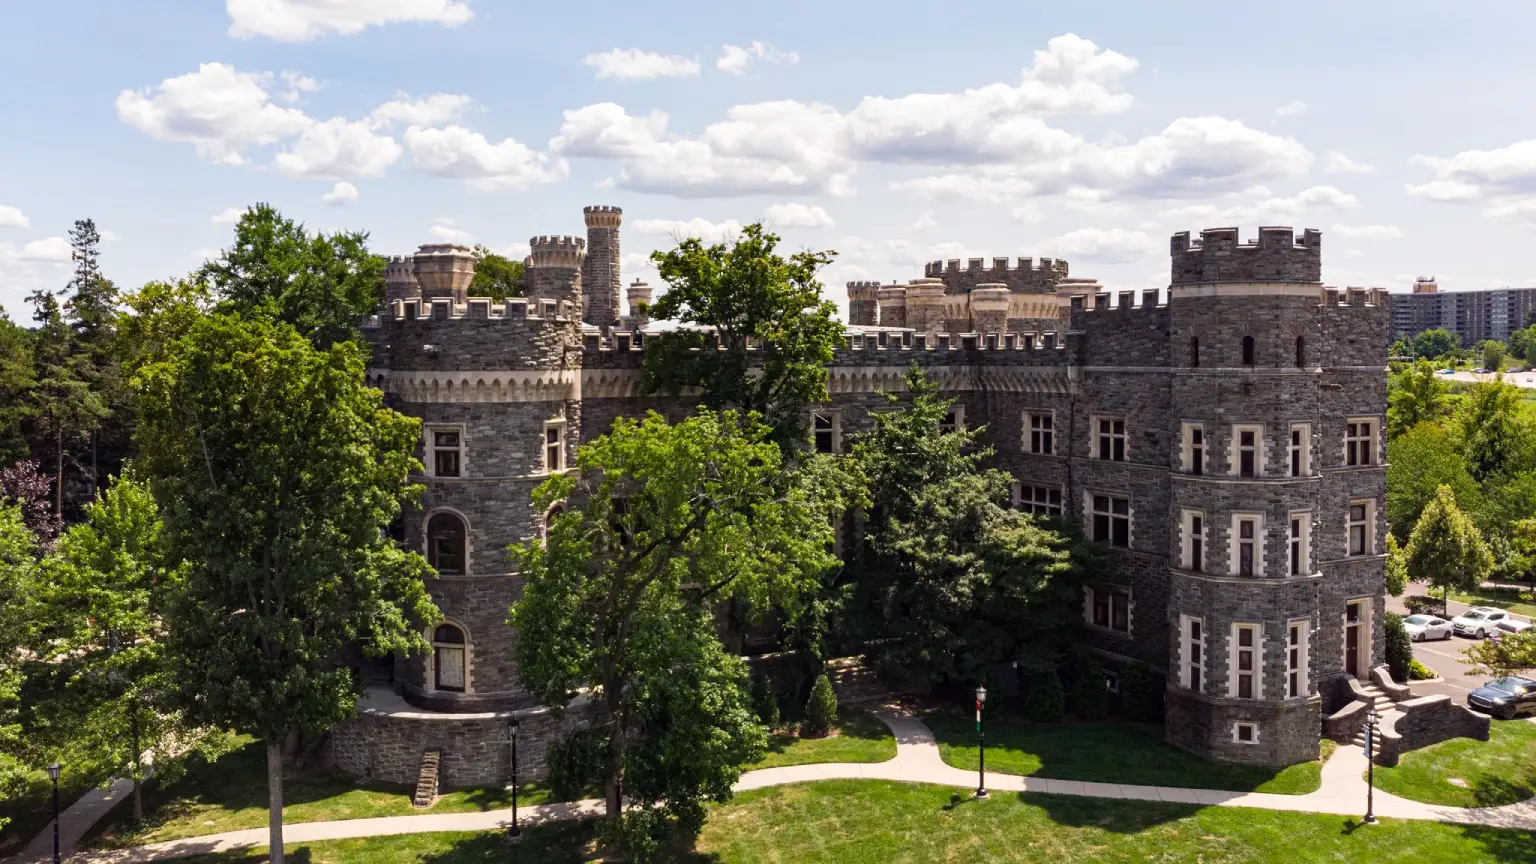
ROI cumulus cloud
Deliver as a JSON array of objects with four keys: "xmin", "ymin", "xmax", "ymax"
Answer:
[
  {"xmin": 1273, "ymin": 101, "xmax": 1307, "ymax": 120},
  {"xmin": 909, "ymin": 210, "xmax": 938, "ymax": 232},
  {"xmin": 274, "ymin": 118, "xmax": 402, "ymax": 179},
  {"xmin": 404, "ymin": 125, "xmax": 567, "ymax": 190},
  {"xmin": 100, "ymin": 229, "xmax": 122, "ymax": 242},
  {"xmin": 211, "ymin": 207, "xmax": 244, "ymax": 225},
  {"xmin": 1326, "ymin": 151, "xmax": 1373, "ymax": 174},
  {"xmin": 322, "ymin": 181, "xmax": 359, "ymax": 205},
  {"xmin": 1045, "ymin": 227, "xmax": 1156, "ymax": 264},
  {"xmin": 1, "ymin": 237, "xmax": 72, "ymax": 264},
  {"xmin": 427, "ymin": 218, "xmax": 472, "ymax": 243},
  {"xmin": 116, "ymin": 63, "xmax": 314, "ymax": 165},
  {"xmin": 227, "ymin": 0, "xmax": 473, "ymax": 41},
  {"xmin": 1408, "ymin": 139, "xmax": 1536, "ymax": 226},
  {"xmin": 762, "ymin": 202, "xmax": 834, "ymax": 229},
  {"xmin": 583, "ymin": 49, "xmax": 700, "ymax": 81},
  {"xmin": 278, "ymin": 70, "xmax": 320, "ymax": 102},
  {"xmin": 1330, "ymin": 224, "xmax": 1402, "ymax": 241},
  {"xmin": 0, "ymin": 206, "xmax": 28, "ymax": 229},
  {"xmin": 717, "ymin": 41, "xmax": 800, "ymax": 75},
  {"xmin": 631, "ymin": 217, "xmax": 747, "ymax": 244},
  {"xmin": 370, "ymin": 93, "xmax": 472, "ymax": 128},
  {"xmin": 1153, "ymin": 185, "xmax": 1358, "ymax": 226}
]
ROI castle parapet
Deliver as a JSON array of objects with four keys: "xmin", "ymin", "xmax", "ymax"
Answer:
[
  {"xmin": 529, "ymin": 235, "xmax": 587, "ymax": 270},
  {"xmin": 413, "ymin": 244, "xmax": 476, "ymax": 302},
  {"xmin": 846, "ymin": 281, "xmax": 880, "ymax": 326},
  {"xmin": 385, "ymin": 255, "xmax": 420, "ymax": 303},
  {"xmin": 1170, "ymin": 227, "xmax": 1321, "ymax": 285}
]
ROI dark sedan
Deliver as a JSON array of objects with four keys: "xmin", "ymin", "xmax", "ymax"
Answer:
[{"xmin": 1467, "ymin": 677, "xmax": 1536, "ymax": 720}]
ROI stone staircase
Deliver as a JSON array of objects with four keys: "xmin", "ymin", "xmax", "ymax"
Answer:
[
  {"xmin": 826, "ymin": 656, "xmax": 899, "ymax": 705},
  {"xmin": 412, "ymin": 749, "xmax": 442, "ymax": 809},
  {"xmin": 1349, "ymin": 684, "xmax": 1400, "ymax": 758}
]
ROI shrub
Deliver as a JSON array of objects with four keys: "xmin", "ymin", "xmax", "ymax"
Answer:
[
  {"xmin": 1410, "ymin": 659, "xmax": 1437, "ymax": 680},
  {"xmin": 750, "ymin": 669, "xmax": 780, "ymax": 729},
  {"xmin": 1026, "ymin": 668, "xmax": 1064, "ymax": 723},
  {"xmin": 545, "ymin": 726, "xmax": 606, "ymax": 801},
  {"xmin": 1073, "ymin": 655, "xmax": 1108, "ymax": 720},
  {"xmin": 1404, "ymin": 595, "xmax": 1441, "ymax": 616},
  {"xmin": 1384, "ymin": 612, "xmax": 1413, "ymax": 683},
  {"xmin": 1121, "ymin": 661, "xmax": 1162, "ymax": 723},
  {"xmin": 803, "ymin": 674, "xmax": 837, "ymax": 737}
]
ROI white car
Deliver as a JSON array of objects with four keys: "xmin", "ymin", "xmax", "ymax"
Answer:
[
  {"xmin": 1402, "ymin": 614, "xmax": 1453, "ymax": 642},
  {"xmin": 1493, "ymin": 619, "xmax": 1533, "ymax": 638},
  {"xmin": 1451, "ymin": 606, "xmax": 1512, "ymax": 638}
]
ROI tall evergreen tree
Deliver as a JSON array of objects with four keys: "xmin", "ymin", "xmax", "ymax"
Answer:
[
  {"xmin": 25, "ymin": 291, "xmax": 108, "ymax": 517},
  {"xmin": 0, "ymin": 312, "xmax": 37, "ymax": 466}
]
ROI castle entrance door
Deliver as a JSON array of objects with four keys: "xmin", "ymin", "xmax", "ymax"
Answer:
[{"xmin": 1344, "ymin": 600, "xmax": 1364, "ymax": 678}]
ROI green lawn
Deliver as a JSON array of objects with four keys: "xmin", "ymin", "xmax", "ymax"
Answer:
[
  {"xmin": 925, "ymin": 711, "xmax": 1334, "ymax": 795},
  {"xmin": 85, "ymin": 736, "xmax": 576, "ymax": 850},
  {"xmin": 1447, "ymin": 587, "xmax": 1536, "ymax": 619},
  {"xmin": 0, "ymin": 763, "xmax": 100, "ymax": 857},
  {"xmin": 1372, "ymin": 719, "xmax": 1536, "ymax": 808},
  {"xmin": 747, "ymin": 708, "xmax": 896, "ymax": 771},
  {"xmin": 178, "ymin": 780, "xmax": 1536, "ymax": 863}
]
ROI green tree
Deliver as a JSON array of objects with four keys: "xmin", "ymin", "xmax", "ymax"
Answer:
[
  {"xmin": 642, "ymin": 224, "xmax": 842, "ymax": 451},
  {"xmin": 1463, "ymin": 631, "xmax": 1536, "ymax": 680},
  {"xmin": 1073, "ymin": 655, "xmax": 1108, "ymax": 720},
  {"xmin": 0, "ymin": 312, "xmax": 37, "ymax": 466},
  {"xmin": 1384, "ymin": 533, "xmax": 1409, "ymax": 597},
  {"xmin": 1510, "ymin": 327, "xmax": 1534, "ymax": 365},
  {"xmin": 0, "ymin": 503, "xmax": 38, "ymax": 835},
  {"xmin": 851, "ymin": 368, "xmax": 1081, "ymax": 687},
  {"xmin": 1388, "ymin": 337, "xmax": 1410, "ymax": 359},
  {"xmin": 1404, "ymin": 486, "xmax": 1494, "ymax": 616},
  {"xmin": 1387, "ymin": 359, "xmax": 1450, "ymax": 439},
  {"xmin": 1456, "ymin": 375, "xmax": 1531, "ymax": 482},
  {"xmin": 1526, "ymin": 335, "xmax": 1536, "ymax": 370},
  {"xmin": 1120, "ymin": 661, "xmax": 1161, "ymax": 723},
  {"xmin": 1412, "ymin": 328, "xmax": 1458, "ymax": 360},
  {"xmin": 1383, "ymin": 612, "xmax": 1413, "ymax": 683},
  {"xmin": 1026, "ymin": 667, "xmax": 1064, "ymax": 723},
  {"xmin": 469, "ymin": 245, "xmax": 524, "ymax": 302},
  {"xmin": 509, "ymin": 410, "xmax": 838, "ymax": 850},
  {"xmin": 201, "ymin": 204, "xmax": 385, "ymax": 350},
  {"xmin": 1385, "ymin": 421, "xmax": 1481, "ymax": 538},
  {"xmin": 26, "ymin": 290, "xmax": 109, "ymax": 517},
  {"xmin": 134, "ymin": 314, "xmax": 437, "ymax": 864},
  {"xmin": 1480, "ymin": 340, "xmax": 1507, "ymax": 371},
  {"xmin": 750, "ymin": 670, "xmax": 780, "ymax": 729},
  {"xmin": 803, "ymin": 674, "xmax": 837, "ymax": 737}
]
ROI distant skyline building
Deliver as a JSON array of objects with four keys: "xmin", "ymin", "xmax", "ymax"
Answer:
[{"xmin": 1387, "ymin": 278, "xmax": 1536, "ymax": 346}]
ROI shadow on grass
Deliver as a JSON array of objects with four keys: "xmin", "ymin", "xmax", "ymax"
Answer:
[
  {"xmin": 1021, "ymin": 790, "xmax": 1203, "ymax": 834},
  {"xmin": 758, "ymin": 707, "xmax": 888, "ymax": 758},
  {"xmin": 1472, "ymin": 775, "xmax": 1536, "ymax": 809},
  {"xmin": 1459, "ymin": 823, "xmax": 1536, "ymax": 863}
]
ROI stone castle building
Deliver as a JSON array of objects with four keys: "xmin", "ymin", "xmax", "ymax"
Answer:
[{"xmin": 335, "ymin": 208, "xmax": 1398, "ymax": 789}]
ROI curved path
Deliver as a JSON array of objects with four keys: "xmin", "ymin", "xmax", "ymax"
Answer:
[{"xmin": 26, "ymin": 708, "xmax": 1536, "ymax": 863}]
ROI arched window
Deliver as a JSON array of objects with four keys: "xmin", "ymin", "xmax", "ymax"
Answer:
[
  {"xmin": 1242, "ymin": 336, "xmax": 1256, "ymax": 366},
  {"xmin": 1190, "ymin": 337, "xmax": 1200, "ymax": 368},
  {"xmin": 1295, "ymin": 336, "xmax": 1306, "ymax": 369},
  {"xmin": 432, "ymin": 623, "xmax": 467, "ymax": 693},
  {"xmin": 427, "ymin": 512, "xmax": 467, "ymax": 575}
]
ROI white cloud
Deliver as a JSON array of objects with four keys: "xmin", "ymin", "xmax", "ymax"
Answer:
[
  {"xmin": 1485, "ymin": 198, "xmax": 1536, "ymax": 228},
  {"xmin": 1273, "ymin": 100, "xmax": 1307, "ymax": 119},
  {"xmin": 493, "ymin": 241, "xmax": 532, "ymax": 260},
  {"xmin": 1326, "ymin": 151, "xmax": 1373, "ymax": 174},
  {"xmin": 583, "ymin": 49, "xmax": 700, "ymax": 81},
  {"xmin": 0, "ymin": 206, "xmax": 28, "ymax": 229},
  {"xmin": 100, "ymin": 229, "xmax": 122, "ymax": 242},
  {"xmin": 212, "ymin": 207, "xmax": 244, "ymax": 225},
  {"xmin": 322, "ymin": 181, "xmax": 359, "ymax": 205},
  {"xmin": 1405, "ymin": 179, "xmax": 1482, "ymax": 202},
  {"xmin": 717, "ymin": 41, "xmax": 800, "ymax": 75},
  {"xmin": 1408, "ymin": 139, "xmax": 1536, "ymax": 228},
  {"xmin": 1153, "ymin": 185, "xmax": 1358, "ymax": 226},
  {"xmin": 762, "ymin": 203, "xmax": 834, "ymax": 229},
  {"xmin": 1012, "ymin": 202, "xmax": 1045, "ymax": 223},
  {"xmin": 909, "ymin": 210, "xmax": 938, "ymax": 232},
  {"xmin": 369, "ymin": 93, "xmax": 471, "ymax": 128},
  {"xmin": 278, "ymin": 70, "xmax": 320, "ymax": 102},
  {"xmin": 1045, "ymin": 227, "xmax": 1156, "ymax": 264},
  {"xmin": 403, "ymin": 125, "xmax": 567, "ymax": 190},
  {"xmin": 1330, "ymin": 224, "xmax": 1402, "ymax": 241},
  {"xmin": 227, "ymin": 0, "xmax": 473, "ymax": 41},
  {"xmin": 427, "ymin": 220, "xmax": 472, "ymax": 243},
  {"xmin": 631, "ymin": 217, "xmax": 746, "ymax": 244},
  {"xmin": 275, "ymin": 118, "xmax": 402, "ymax": 179},
  {"xmin": 3, "ymin": 237, "xmax": 71, "ymax": 264},
  {"xmin": 116, "ymin": 63, "xmax": 315, "ymax": 165}
]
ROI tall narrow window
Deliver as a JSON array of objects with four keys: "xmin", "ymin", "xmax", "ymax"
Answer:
[
  {"xmin": 1346, "ymin": 419, "xmax": 1376, "ymax": 467},
  {"xmin": 1287, "ymin": 621, "xmax": 1308, "ymax": 699},
  {"xmin": 544, "ymin": 422, "xmax": 565, "ymax": 473},
  {"xmin": 1026, "ymin": 412, "xmax": 1054, "ymax": 455},
  {"xmin": 432, "ymin": 623, "xmax": 467, "ymax": 693},
  {"xmin": 1091, "ymin": 494, "xmax": 1131, "ymax": 547},
  {"xmin": 427, "ymin": 512, "xmax": 467, "ymax": 575},
  {"xmin": 1190, "ymin": 336, "xmax": 1200, "ymax": 368},
  {"xmin": 1183, "ymin": 616, "xmax": 1204, "ymax": 691},
  {"xmin": 1289, "ymin": 425, "xmax": 1309, "ymax": 477},
  {"xmin": 1295, "ymin": 336, "xmax": 1306, "ymax": 369},
  {"xmin": 1096, "ymin": 417, "xmax": 1126, "ymax": 462},
  {"xmin": 1348, "ymin": 501, "xmax": 1371, "ymax": 556},
  {"xmin": 430, "ymin": 429, "xmax": 463, "ymax": 478},
  {"xmin": 1238, "ymin": 518, "xmax": 1256, "ymax": 576},
  {"xmin": 1182, "ymin": 423, "xmax": 1205, "ymax": 475},
  {"xmin": 1183, "ymin": 510, "xmax": 1205, "ymax": 572},
  {"xmin": 1234, "ymin": 624, "xmax": 1259, "ymax": 700},
  {"xmin": 1238, "ymin": 428, "xmax": 1258, "ymax": 477},
  {"xmin": 1242, "ymin": 335, "xmax": 1256, "ymax": 366},
  {"xmin": 813, "ymin": 412, "xmax": 840, "ymax": 454},
  {"xmin": 1231, "ymin": 514, "xmax": 1263, "ymax": 577},
  {"xmin": 1289, "ymin": 514, "xmax": 1309, "ymax": 577}
]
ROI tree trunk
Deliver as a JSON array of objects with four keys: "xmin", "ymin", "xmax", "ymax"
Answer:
[
  {"xmin": 266, "ymin": 741, "xmax": 285, "ymax": 864},
  {"xmin": 55, "ymin": 427, "xmax": 63, "ymax": 516},
  {"xmin": 131, "ymin": 710, "xmax": 143, "ymax": 823}
]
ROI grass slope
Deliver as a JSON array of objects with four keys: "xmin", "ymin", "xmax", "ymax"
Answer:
[
  {"xmin": 748, "ymin": 708, "xmax": 896, "ymax": 771},
  {"xmin": 1372, "ymin": 719, "xmax": 1536, "ymax": 808}
]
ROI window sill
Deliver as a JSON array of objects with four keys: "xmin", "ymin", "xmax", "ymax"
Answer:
[{"xmin": 1083, "ymin": 622, "xmax": 1133, "ymax": 638}]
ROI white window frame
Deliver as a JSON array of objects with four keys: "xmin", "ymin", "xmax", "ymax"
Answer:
[
  {"xmin": 1025, "ymin": 410, "xmax": 1055, "ymax": 455},
  {"xmin": 543, "ymin": 420, "xmax": 566, "ymax": 474},
  {"xmin": 423, "ymin": 507, "xmax": 472, "ymax": 576},
  {"xmin": 1229, "ymin": 623, "xmax": 1263, "ymax": 700},
  {"xmin": 1180, "ymin": 614, "xmax": 1204, "ymax": 692},
  {"xmin": 1094, "ymin": 415, "xmax": 1127, "ymax": 462},
  {"xmin": 1181, "ymin": 422, "xmax": 1206, "ymax": 475},
  {"xmin": 1084, "ymin": 584, "xmax": 1132, "ymax": 634},
  {"xmin": 1230, "ymin": 513, "xmax": 1265, "ymax": 577},
  {"xmin": 1014, "ymin": 482, "xmax": 1063, "ymax": 517},
  {"xmin": 1288, "ymin": 511, "xmax": 1311, "ymax": 578},
  {"xmin": 813, "ymin": 411, "xmax": 842, "ymax": 454},
  {"xmin": 1181, "ymin": 509, "xmax": 1207, "ymax": 573},
  {"xmin": 1345, "ymin": 417, "xmax": 1378, "ymax": 467},
  {"xmin": 1286, "ymin": 619, "xmax": 1310, "ymax": 700},
  {"xmin": 1348, "ymin": 499, "xmax": 1375, "ymax": 557},
  {"xmin": 939, "ymin": 405, "xmax": 965, "ymax": 434},
  {"xmin": 425, "ymin": 620, "xmax": 474, "ymax": 695},
  {"xmin": 1230, "ymin": 423, "xmax": 1265, "ymax": 478},
  {"xmin": 1289, "ymin": 423, "xmax": 1311, "ymax": 477},
  {"xmin": 1087, "ymin": 491, "xmax": 1132, "ymax": 548},
  {"xmin": 425, "ymin": 424, "xmax": 467, "ymax": 479},
  {"xmin": 1233, "ymin": 721, "xmax": 1260, "ymax": 744}
]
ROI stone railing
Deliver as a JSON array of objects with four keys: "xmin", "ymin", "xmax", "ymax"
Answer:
[
  {"xmin": 1370, "ymin": 665, "xmax": 1412, "ymax": 701},
  {"xmin": 1375, "ymin": 694, "xmax": 1491, "ymax": 767},
  {"xmin": 1323, "ymin": 697, "xmax": 1368, "ymax": 741}
]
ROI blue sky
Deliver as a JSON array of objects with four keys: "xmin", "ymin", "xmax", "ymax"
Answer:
[{"xmin": 4, "ymin": 0, "xmax": 1536, "ymax": 322}]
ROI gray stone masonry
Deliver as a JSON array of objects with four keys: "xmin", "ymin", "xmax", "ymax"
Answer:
[
  {"xmin": 1376, "ymin": 695, "xmax": 1491, "ymax": 767},
  {"xmin": 582, "ymin": 206, "xmax": 623, "ymax": 329}
]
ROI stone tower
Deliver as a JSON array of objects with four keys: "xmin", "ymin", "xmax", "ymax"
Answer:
[
  {"xmin": 413, "ymin": 244, "xmax": 476, "ymax": 303},
  {"xmin": 526, "ymin": 235, "xmax": 586, "ymax": 320},
  {"xmin": 582, "ymin": 206, "xmax": 623, "ymax": 329},
  {"xmin": 385, "ymin": 255, "xmax": 420, "ymax": 303},
  {"xmin": 846, "ymin": 282, "xmax": 879, "ymax": 326}
]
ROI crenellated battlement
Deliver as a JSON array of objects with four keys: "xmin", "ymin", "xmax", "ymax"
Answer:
[
  {"xmin": 1170, "ymin": 226, "xmax": 1322, "ymax": 285},
  {"xmin": 583, "ymin": 205, "xmax": 623, "ymax": 229},
  {"xmin": 924, "ymin": 257, "xmax": 1069, "ymax": 278},
  {"xmin": 372, "ymin": 295, "xmax": 582, "ymax": 324},
  {"xmin": 529, "ymin": 235, "xmax": 586, "ymax": 270}
]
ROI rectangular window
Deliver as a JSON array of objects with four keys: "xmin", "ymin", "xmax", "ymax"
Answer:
[
  {"xmin": 1348, "ymin": 500, "xmax": 1372, "ymax": 556},
  {"xmin": 429, "ymin": 428, "xmax": 463, "ymax": 478},
  {"xmin": 1235, "ymin": 722, "xmax": 1258, "ymax": 743},
  {"xmin": 1182, "ymin": 615, "xmax": 1204, "ymax": 692},
  {"xmin": 1231, "ymin": 424, "xmax": 1263, "ymax": 478},
  {"xmin": 1233, "ymin": 515, "xmax": 1261, "ymax": 577},
  {"xmin": 1026, "ymin": 412, "xmax": 1054, "ymax": 455},
  {"xmin": 1289, "ymin": 513, "xmax": 1310, "ymax": 577},
  {"xmin": 544, "ymin": 422, "xmax": 564, "ymax": 473},
  {"xmin": 1290, "ymin": 424, "xmax": 1310, "ymax": 477},
  {"xmin": 939, "ymin": 408, "xmax": 963, "ymax": 434},
  {"xmin": 1346, "ymin": 418, "xmax": 1377, "ymax": 467},
  {"xmin": 1233, "ymin": 624, "xmax": 1260, "ymax": 700},
  {"xmin": 1015, "ymin": 484, "xmax": 1063, "ymax": 517},
  {"xmin": 1287, "ymin": 621, "xmax": 1308, "ymax": 699},
  {"xmin": 1091, "ymin": 493, "xmax": 1130, "ymax": 547},
  {"xmin": 1183, "ymin": 509, "xmax": 1206, "ymax": 572},
  {"xmin": 1096, "ymin": 417, "xmax": 1127, "ymax": 462},
  {"xmin": 1088, "ymin": 586, "xmax": 1131, "ymax": 633},
  {"xmin": 1181, "ymin": 422, "xmax": 1205, "ymax": 475},
  {"xmin": 813, "ymin": 412, "xmax": 840, "ymax": 454}
]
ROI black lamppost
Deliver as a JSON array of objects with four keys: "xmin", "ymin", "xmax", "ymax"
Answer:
[
  {"xmin": 48, "ymin": 762, "xmax": 61, "ymax": 864},
  {"xmin": 507, "ymin": 717, "xmax": 522, "ymax": 843},
  {"xmin": 1362, "ymin": 707, "xmax": 1379, "ymax": 825},
  {"xmin": 975, "ymin": 685, "xmax": 988, "ymax": 800}
]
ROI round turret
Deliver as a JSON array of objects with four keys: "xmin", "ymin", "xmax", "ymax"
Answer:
[{"xmin": 413, "ymin": 244, "xmax": 477, "ymax": 302}]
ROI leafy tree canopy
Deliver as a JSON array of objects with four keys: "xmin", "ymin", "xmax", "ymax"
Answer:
[
  {"xmin": 1455, "ymin": 375, "xmax": 1533, "ymax": 483},
  {"xmin": 1387, "ymin": 359, "xmax": 1450, "ymax": 440},
  {"xmin": 1386, "ymin": 421, "xmax": 1482, "ymax": 539},
  {"xmin": 1480, "ymin": 340, "xmax": 1507, "ymax": 371},
  {"xmin": 1405, "ymin": 485, "xmax": 1494, "ymax": 616},
  {"xmin": 0, "ymin": 502, "xmax": 38, "ymax": 834},
  {"xmin": 1411, "ymin": 328, "xmax": 1459, "ymax": 360},
  {"xmin": 470, "ymin": 245, "xmax": 524, "ymax": 302}
]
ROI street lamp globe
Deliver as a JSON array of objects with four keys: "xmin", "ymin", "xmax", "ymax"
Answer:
[
  {"xmin": 976, "ymin": 685, "xmax": 986, "ymax": 705},
  {"xmin": 47, "ymin": 763, "xmax": 60, "ymax": 782}
]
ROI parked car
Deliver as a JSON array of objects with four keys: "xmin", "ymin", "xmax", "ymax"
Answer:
[
  {"xmin": 1451, "ymin": 606, "xmax": 1512, "ymax": 638},
  {"xmin": 1402, "ymin": 614, "xmax": 1453, "ymax": 642},
  {"xmin": 1492, "ymin": 618, "xmax": 1533, "ymax": 637},
  {"xmin": 1467, "ymin": 676, "xmax": 1536, "ymax": 720}
]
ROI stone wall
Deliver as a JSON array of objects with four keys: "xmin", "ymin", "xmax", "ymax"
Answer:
[
  {"xmin": 1170, "ymin": 228, "xmax": 1321, "ymax": 285},
  {"xmin": 1376, "ymin": 695, "xmax": 1491, "ymax": 767}
]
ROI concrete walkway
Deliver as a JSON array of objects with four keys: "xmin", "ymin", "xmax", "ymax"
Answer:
[{"xmin": 19, "ymin": 708, "xmax": 1536, "ymax": 863}]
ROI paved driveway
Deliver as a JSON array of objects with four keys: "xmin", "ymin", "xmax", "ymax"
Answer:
[{"xmin": 1386, "ymin": 584, "xmax": 1498, "ymax": 701}]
